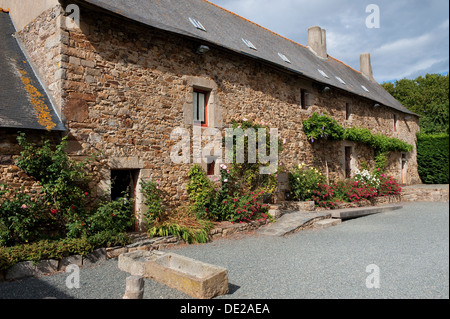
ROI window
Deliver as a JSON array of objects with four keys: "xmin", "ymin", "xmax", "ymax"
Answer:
[
  {"xmin": 318, "ymin": 69, "xmax": 329, "ymax": 78},
  {"xmin": 300, "ymin": 89, "xmax": 307, "ymax": 109},
  {"xmin": 242, "ymin": 38, "xmax": 257, "ymax": 50},
  {"xmin": 345, "ymin": 103, "xmax": 351, "ymax": 120},
  {"xmin": 278, "ymin": 52, "xmax": 291, "ymax": 64},
  {"xmin": 189, "ymin": 17, "xmax": 207, "ymax": 32},
  {"xmin": 335, "ymin": 76, "xmax": 346, "ymax": 85},
  {"xmin": 194, "ymin": 90, "xmax": 208, "ymax": 126},
  {"xmin": 345, "ymin": 147, "xmax": 352, "ymax": 179},
  {"xmin": 394, "ymin": 114, "xmax": 398, "ymax": 132}
]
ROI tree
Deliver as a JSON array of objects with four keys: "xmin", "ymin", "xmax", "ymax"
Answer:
[{"xmin": 382, "ymin": 73, "xmax": 449, "ymax": 134}]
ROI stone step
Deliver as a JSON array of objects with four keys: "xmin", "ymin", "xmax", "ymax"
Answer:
[
  {"xmin": 330, "ymin": 204, "xmax": 402, "ymax": 220},
  {"xmin": 258, "ymin": 211, "xmax": 331, "ymax": 237},
  {"xmin": 314, "ymin": 219, "xmax": 342, "ymax": 229}
]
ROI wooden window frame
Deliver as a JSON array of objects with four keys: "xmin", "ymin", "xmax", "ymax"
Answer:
[
  {"xmin": 193, "ymin": 89, "xmax": 209, "ymax": 127},
  {"xmin": 345, "ymin": 103, "xmax": 351, "ymax": 120},
  {"xmin": 300, "ymin": 89, "xmax": 307, "ymax": 110}
]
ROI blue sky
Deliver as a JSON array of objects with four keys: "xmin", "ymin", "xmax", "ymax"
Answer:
[{"xmin": 208, "ymin": 0, "xmax": 449, "ymax": 83}]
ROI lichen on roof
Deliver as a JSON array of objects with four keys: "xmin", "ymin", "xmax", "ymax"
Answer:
[{"xmin": 17, "ymin": 68, "xmax": 57, "ymax": 131}]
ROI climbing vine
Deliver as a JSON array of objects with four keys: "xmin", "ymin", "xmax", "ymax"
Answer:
[{"xmin": 303, "ymin": 113, "xmax": 414, "ymax": 169}]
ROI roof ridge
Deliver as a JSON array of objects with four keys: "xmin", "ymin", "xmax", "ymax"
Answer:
[{"xmin": 203, "ymin": 0, "xmax": 363, "ymax": 76}]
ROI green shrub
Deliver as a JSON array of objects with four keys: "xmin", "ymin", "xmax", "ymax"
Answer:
[
  {"xmin": 0, "ymin": 232, "xmax": 131, "ymax": 271},
  {"xmin": 85, "ymin": 196, "xmax": 135, "ymax": 238},
  {"xmin": 417, "ymin": 133, "xmax": 449, "ymax": 184},
  {"xmin": 288, "ymin": 164, "xmax": 325, "ymax": 201},
  {"xmin": 186, "ymin": 165, "xmax": 218, "ymax": 220},
  {"xmin": 0, "ymin": 186, "xmax": 52, "ymax": 246}
]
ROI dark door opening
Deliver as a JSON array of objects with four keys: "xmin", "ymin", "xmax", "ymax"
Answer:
[
  {"xmin": 111, "ymin": 169, "xmax": 140, "ymax": 231},
  {"xmin": 345, "ymin": 147, "xmax": 352, "ymax": 179}
]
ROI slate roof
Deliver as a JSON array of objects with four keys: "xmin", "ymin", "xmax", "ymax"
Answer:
[
  {"xmin": 0, "ymin": 12, "xmax": 66, "ymax": 131},
  {"xmin": 79, "ymin": 0, "xmax": 416, "ymax": 116}
]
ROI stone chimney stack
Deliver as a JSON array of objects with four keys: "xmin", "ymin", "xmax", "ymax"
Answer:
[
  {"xmin": 360, "ymin": 53, "xmax": 376, "ymax": 82},
  {"xmin": 308, "ymin": 26, "xmax": 328, "ymax": 59}
]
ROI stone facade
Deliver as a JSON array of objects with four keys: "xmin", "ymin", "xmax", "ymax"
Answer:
[{"xmin": 2, "ymin": 3, "xmax": 422, "ymax": 230}]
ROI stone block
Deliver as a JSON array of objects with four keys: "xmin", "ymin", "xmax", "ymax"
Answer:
[
  {"xmin": 83, "ymin": 248, "xmax": 107, "ymax": 267},
  {"xmin": 298, "ymin": 201, "xmax": 315, "ymax": 211},
  {"xmin": 5, "ymin": 261, "xmax": 37, "ymax": 281},
  {"xmin": 36, "ymin": 260, "xmax": 59, "ymax": 276},
  {"xmin": 59, "ymin": 255, "xmax": 83, "ymax": 272},
  {"xmin": 106, "ymin": 247, "xmax": 129, "ymax": 259},
  {"xmin": 119, "ymin": 251, "xmax": 229, "ymax": 299},
  {"xmin": 314, "ymin": 219, "xmax": 342, "ymax": 229}
]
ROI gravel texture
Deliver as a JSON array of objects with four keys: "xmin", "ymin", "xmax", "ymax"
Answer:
[{"xmin": 0, "ymin": 202, "xmax": 448, "ymax": 299}]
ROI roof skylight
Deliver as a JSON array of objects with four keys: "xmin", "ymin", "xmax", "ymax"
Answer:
[
  {"xmin": 335, "ymin": 76, "xmax": 346, "ymax": 85},
  {"xmin": 361, "ymin": 85, "xmax": 370, "ymax": 92},
  {"xmin": 242, "ymin": 38, "xmax": 257, "ymax": 50},
  {"xmin": 318, "ymin": 69, "xmax": 329, "ymax": 78},
  {"xmin": 278, "ymin": 52, "xmax": 291, "ymax": 64},
  {"xmin": 189, "ymin": 17, "xmax": 207, "ymax": 32}
]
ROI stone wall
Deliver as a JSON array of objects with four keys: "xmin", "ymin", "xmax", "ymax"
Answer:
[{"xmin": 7, "ymin": 3, "xmax": 421, "ymax": 229}]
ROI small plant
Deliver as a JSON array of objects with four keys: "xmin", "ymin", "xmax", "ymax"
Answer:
[
  {"xmin": 147, "ymin": 206, "xmax": 213, "ymax": 244},
  {"xmin": 141, "ymin": 179, "xmax": 165, "ymax": 224}
]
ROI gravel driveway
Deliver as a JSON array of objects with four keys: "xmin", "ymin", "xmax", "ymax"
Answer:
[{"xmin": 0, "ymin": 202, "xmax": 448, "ymax": 299}]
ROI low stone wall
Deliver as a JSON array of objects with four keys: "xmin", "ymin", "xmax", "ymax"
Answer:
[
  {"xmin": 401, "ymin": 185, "xmax": 449, "ymax": 203},
  {"xmin": 0, "ymin": 220, "xmax": 269, "ymax": 282}
]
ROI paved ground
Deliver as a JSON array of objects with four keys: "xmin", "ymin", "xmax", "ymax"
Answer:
[{"xmin": 0, "ymin": 202, "xmax": 448, "ymax": 299}]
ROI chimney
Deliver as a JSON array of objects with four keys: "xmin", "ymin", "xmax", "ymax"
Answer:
[
  {"xmin": 308, "ymin": 26, "xmax": 327, "ymax": 59},
  {"xmin": 360, "ymin": 53, "xmax": 375, "ymax": 82}
]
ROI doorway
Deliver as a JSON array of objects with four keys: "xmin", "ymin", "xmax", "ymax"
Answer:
[{"xmin": 111, "ymin": 169, "xmax": 140, "ymax": 231}]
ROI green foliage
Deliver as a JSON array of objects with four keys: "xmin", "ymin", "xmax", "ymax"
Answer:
[
  {"xmin": 0, "ymin": 232, "xmax": 131, "ymax": 271},
  {"xmin": 148, "ymin": 218, "xmax": 212, "ymax": 245},
  {"xmin": 1, "ymin": 134, "xmax": 135, "ymax": 248},
  {"xmin": 302, "ymin": 112, "xmax": 344, "ymax": 142},
  {"xmin": 288, "ymin": 164, "xmax": 326, "ymax": 201},
  {"xmin": 140, "ymin": 179, "xmax": 165, "ymax": 223},
  {"xmin": 416, "ymin": 133, "xmax": 449, "ymax": 184},
  {"xmin": 303, "ymin": 113, "xmax": 414, "ymax": 170},
  {"xmin": 15, "ymin": 133, "xmax": 92, "ymax": 233},
  {"xmin": 85, "ymin": 195, "xmax": 135, "ymax": 238},
  {"xmin": 0, "ymin": 187, "xmax": 49, "ymax": 246},
  {"xmin": 185, "ymin": 165, "xmax": 218, "ymax": 219},
  {"xmin": 382, "ymin": 73, "xmax": 449, "ymax": 134}
]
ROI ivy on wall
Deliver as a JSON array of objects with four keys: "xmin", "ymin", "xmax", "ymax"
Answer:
[{"xmin": 303, "ymin": 113, "xmax": 414, "ymax": 170}]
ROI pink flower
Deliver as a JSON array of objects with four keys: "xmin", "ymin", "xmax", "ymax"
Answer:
[{"xmin": 21, "ymin": 204, "xmax": 28, "ymax": 209}]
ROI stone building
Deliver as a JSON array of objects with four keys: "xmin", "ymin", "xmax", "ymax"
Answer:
[{"xmin": 0, "ymin": 0, "xmax": 421, "ymax": 230}]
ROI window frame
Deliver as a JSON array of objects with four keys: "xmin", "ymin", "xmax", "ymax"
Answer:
[{"xmin": 193, "ymin": 89, "xmax": 209, "ymax": 127}]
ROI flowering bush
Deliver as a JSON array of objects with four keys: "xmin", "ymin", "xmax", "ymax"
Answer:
[
  {"xmin": 353, "ymin": 168, "xmax": 381, "ymax": 188},
  {"xmin": 378, "ymin": 175, "xmax": 402, "ymax": 196},
  {"xmin": 220, "ymin": 191, "xmax": 270, "ymax": 224},
  {"xmin": 289, "ymin": 164, "xmax": 325, "ymax": 201},
  {"xmin": 312, "ymin": 184, "xmax": 338, "ymax": 209}
]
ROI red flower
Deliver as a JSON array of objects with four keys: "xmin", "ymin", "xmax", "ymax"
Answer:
[
  {"xmin": 51, "ymin": 209, "xmax": 58, "ymax": 215},
  {"xmin": 84, "ymin": 192, "xmax": 89, "ymax": 196}
]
